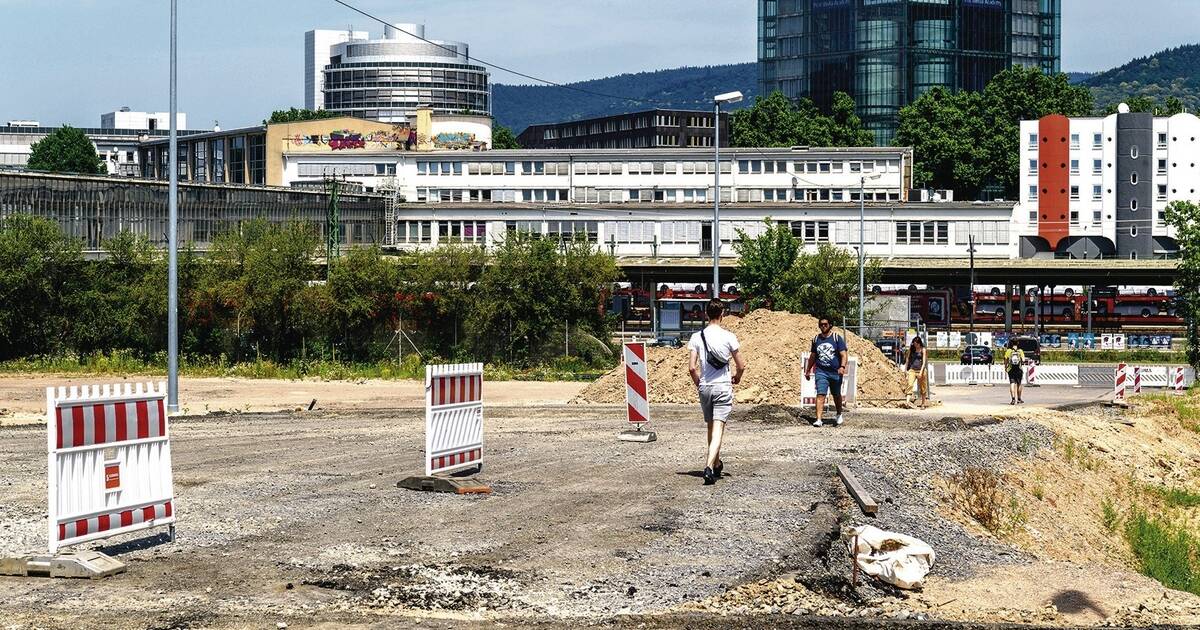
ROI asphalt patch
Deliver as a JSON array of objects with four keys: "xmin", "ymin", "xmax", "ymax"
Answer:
[{"xmin": 303, "ymin": 562, "xmax": 528, "ymax": 612}]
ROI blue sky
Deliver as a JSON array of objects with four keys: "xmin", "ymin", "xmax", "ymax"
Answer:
[{"xmin": 0, "ymin": 0, "xmax": 1197, "ymax": 129}]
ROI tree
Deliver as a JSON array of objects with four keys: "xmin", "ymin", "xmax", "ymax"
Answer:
[
  {"xmin": 492, "ymin": 125, "xmax": 521, "ymax": 149},
  {"xmin": 1165, "ymin": 201, "xmax": 1200, "ymax": 369},
  {"xmin": 828, "ymin": 92, "xmax": 875, "ymax": 147},
  {"xmin": 732, "ymin": 220, "xmax": 880, "ymax": 323},
  {"xmin": 467, "ymin": 235, "xmax": 618, "ymax": 366},
  {"xmin": 400, "ymin": 245, "xmax": 485, "ymax": 356},
  {"xmin": 327, "ymin": 246, "xmax": 400, "ymax": 360},
  {"xmin": 1099, "ymin": 95, "xmax": 1186, "ymax": 116},
  {"xmin": 0, "ymin": 215, "xmax": 86, "ymax": 359},
  {"xmin": 265, "ymin": 108, "xmax": 340, "ymax": 124},
  {"xmin": 896, "ymin": 67, "xmax": 1093, "ymax": 198},
  {"xmin": 26, "ymin": 126, "xmax": 105, "ymax": 174}
]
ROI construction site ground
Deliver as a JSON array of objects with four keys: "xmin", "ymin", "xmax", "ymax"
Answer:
[{"xmin": 2, "ymin": 376, "xmax": 1199, "ymax": 629}]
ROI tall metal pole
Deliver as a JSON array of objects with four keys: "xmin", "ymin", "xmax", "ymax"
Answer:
[
  {"xmin": 858, "ymin": 176, "xmax": 865, "ymax": 334},
  {"xmin": 167, "ymin": 0, "xmax": 179, "ymax": 413},
  {"xmin": 968, "ymin": 235, "xmax": 976, "ymax": 335},
  {"xmin": 712, "ymin": 102, "xmax": 720, "ymax": 298}
]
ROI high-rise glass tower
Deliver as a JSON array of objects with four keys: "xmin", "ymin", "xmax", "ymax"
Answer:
[{"xmin": 759, "ymin": 0, "xmax": 1060, "ymax": 145}]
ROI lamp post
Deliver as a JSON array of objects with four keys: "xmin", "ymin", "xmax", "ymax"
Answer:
[
  {"xmin": 857, "ymin": 173, "xmax": 883, "ymax": 334},
  {"xmin": 712, "ymin": 91, "xmax": 743, "ymax": 298},
  {"xmin": 167, "ymin": 0, "xmax": 179, "ymax": 413}
]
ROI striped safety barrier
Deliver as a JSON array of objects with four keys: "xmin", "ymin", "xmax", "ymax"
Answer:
[
  {"xmin": 800, "ymin": 354, "xmax": 858, "ymax": 407},
  {"xmin": 1026, "ymin": 363, "xmax": 1037, "ymax": 386},
  {"xmin": 1175, "ymin": 366, "xmax": 1187, "ymax": 393},
  {"xmin": 47, "ymin": 382, "xmax": 176, "ymax": 554},
  {"xmin": 1114, "ymin": 362, "xmax": 1127, "ymax": 401},
  {"xmin": 623, "ymin": 342, "xmax": 650, "ymax": 425},
  {"xmin": 425, "ymin": 363, "xmax": 484, "ymax": 477},
  {"xmin": 943, "ymin": 365, "xmax": 1007, "ymax": 386},
  {"xmin": 1133, "ymin": 366, "xmax": 1142, "ymax": 395}
]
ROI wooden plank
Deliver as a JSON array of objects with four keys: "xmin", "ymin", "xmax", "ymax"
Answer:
[{"xmin": 837, "ymin": 464, "xmax": 878, "ymax": 516}]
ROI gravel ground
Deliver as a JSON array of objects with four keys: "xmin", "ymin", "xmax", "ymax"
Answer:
[{"xmin": 0, "ymin": 400, "xmax": 1127, "ymax": 628}]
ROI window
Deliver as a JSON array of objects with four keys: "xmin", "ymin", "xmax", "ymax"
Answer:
[
  {"xmin": 1092, "ymin": 185, "xmax": 1102, "ymax": 201},
  {"xmin": 1028, "ymin": 159, "xmax": 1037, "ymax": 175},
  {"xmin": 661, "ymin": 221, "xmax": 700, "ymax": 244},
  {"xmin": 1131, "ymin": 198, "xmax": 1139, "ymax": 211},
  {"xmin": 547, "ymin": 220, "xmax": 599, "ymax": 243},
  {"xmin": 849, "ymin": 162, "xmax": 862, "ymax": 173},
  {"xmin": 1028, "ymin": 185, "xmax": 1038, "ymax": 201},
  {"xmin": 1130, "ymin": 172, "xmax": 1139, "ymax": 185},
  {"xmin": 1028, "ymin": 133, "xmax": 1038, "ymax": 149},
  {"xmin": 790, "ymin": 221, "xmax": 829, "ymax": 244},
  {"xmin": 1158, "ymin": 132, "xmax": 1168, "ymax": 149},
  {"xmin": 895, "ymin": 221, "xmax": 949, "ymax": 245},
  {"xmin": 1093, "ymin": 210, "xmax": 1102, "ymax": 225},
  {"xmin": 1158, "ymin": 159, "xmax": 1167, "ymax": 175},
  {"xmin": 1093, "ymin": 159, "xmax": 1102, "ymax": 175},
  {"xmin": 1092, "ymin": 133, "xmax": 1102, "ymax": 148},
  {"xmin": 396, "ymin": 221, "xmax": 432, "ymax": 243},
  {"xmin": 606, "ymin": 221, "xmax": 655, "ymax": 244},
  {"xmin": 1070, "ymin": 210, "xmax": 1079, "ymax": 224},
  {"xmin": 954, "ymin": 221, "xmax": 1009, "ymax": 246},
  {"xmin": 506, "ymin": 220, "xmax": 544, "ymax": 236},
  {"xmin": 1158, "ymin": 184, "xmax": 1168, "ymax": 201},
  {"xmin": 1069, "ymin": 159, "xmax": 1079, "ymax": 175},
  {"xmin": 1070, "ymin": 133, "xmax": 1080, "ymax": 149},
  {"xmin": 437, "ymin": 220, "xmax": 487, "ymax": 243},
  {"xmin": 1130, "ymin": 146, "xmax": 1139, "ymax": 159},
  {"xmin": 1069, "ymin": 185, "xmax": 1079, "ymax": 200}
]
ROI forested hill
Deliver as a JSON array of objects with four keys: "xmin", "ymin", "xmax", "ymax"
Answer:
[
  {"xmin": 1082, "ymin": 44, "xmax": 1200, "ymax": 113},
  {"xmin": 493, "ymin": 62, "xmax": 758, "ymax": 134}
]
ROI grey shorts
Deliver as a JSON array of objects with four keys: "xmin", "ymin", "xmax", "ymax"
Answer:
[{"xmin": 699, "ymin": 384, "xmax": 734, "ymax": 422}]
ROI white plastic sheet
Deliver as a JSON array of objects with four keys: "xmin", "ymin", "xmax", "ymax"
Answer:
[{"xmin": 842, "ymin": 525, "xmax": 935, "ymax": 590}]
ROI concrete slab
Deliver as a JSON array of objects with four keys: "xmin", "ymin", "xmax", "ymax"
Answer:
[
  {"xmin": 396, "ymin": 475, "xmax": 491, "ymax": 495},
  {"xmin": 617, "ymin": 428, "xmax": 657, "ymax": 443},
  {"xmin": 0, "ymin": 550, "xmax": 126, "ymax": 579}
]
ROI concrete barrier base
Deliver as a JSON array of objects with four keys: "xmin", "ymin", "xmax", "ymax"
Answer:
[
  {"xmin": 397, "ymin": 475, "xmax": 491, "ymax": 495},
  {"xmin": 0, "ymin": 550, "xmax": 126, "ymax": 579},
  {"xmin": 617, "ymin": 428, "xmax": 657, "ymax": 443}
]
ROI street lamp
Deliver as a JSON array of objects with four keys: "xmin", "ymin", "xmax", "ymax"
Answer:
[
  {"xmin": 712, "ymin": 91, "xmax": 743, "ymax": 298},
  {"xmin": 857, "ymin": 173, "xmax": 883, "ymax": 334},
  {"xmin": 167, "ymin": 0, "xmax": 179, "ymax": 412}
]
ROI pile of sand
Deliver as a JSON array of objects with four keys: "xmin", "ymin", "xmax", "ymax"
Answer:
[{"xmin": 575, "ymin": 309, "xmax": 909, "ymax": 407}]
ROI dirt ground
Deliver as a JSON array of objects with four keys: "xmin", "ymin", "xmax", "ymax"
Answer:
[{"xmin": 1, "ymin": 377, "xmax": 1199, "ymax": 629}]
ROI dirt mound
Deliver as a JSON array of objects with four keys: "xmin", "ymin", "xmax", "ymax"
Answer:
[{"xmin": 575, "ymin": 310, "xmax": 909, "ymax": 407}]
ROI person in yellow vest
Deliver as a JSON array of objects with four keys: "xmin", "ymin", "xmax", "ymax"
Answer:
[{"xmin": 1004, "ymin": 339, "xmax": 1026, "ymax": 405}]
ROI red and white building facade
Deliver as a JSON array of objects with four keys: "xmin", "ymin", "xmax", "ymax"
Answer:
[{"xmin": 1016, "ymin": 110, "xmax": 1200, "ymax": 259}]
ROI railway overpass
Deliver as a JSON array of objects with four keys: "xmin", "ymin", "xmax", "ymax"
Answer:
[{"xmin": 615, "ymin": 256, "xmax": 1179, "ymax": 288}]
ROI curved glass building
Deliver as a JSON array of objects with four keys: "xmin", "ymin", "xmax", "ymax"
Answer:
[
  {"xmin": 759, "ymin": 0, "xmax": 1060, "ymax": 145},
  {"xmin": 317, "ymin": 23, "xmax": 490, "ymax": 123}
]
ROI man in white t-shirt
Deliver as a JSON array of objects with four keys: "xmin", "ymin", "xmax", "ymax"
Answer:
[{"xmin": 687, "ymin": 298, "xmax": 746, "ymax": 486}]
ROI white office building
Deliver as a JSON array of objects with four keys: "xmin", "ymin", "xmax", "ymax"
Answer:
[
  {"xmin": 100, "ymin": 108, "xmax": 187, "ymax": 132},
  {"xmin": 277, "ymin": 145, "xmax": 1016, "ymax": 259},
  {"xmin": 308, "ymin": 23, "xmax": 490, "ymax": 122},
  {"xmin": 304, "ymin": 29, "xmax": 369, "ymax": 111}
]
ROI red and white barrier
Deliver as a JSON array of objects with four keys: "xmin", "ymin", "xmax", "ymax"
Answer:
[
  {"xmin": 47, "ymin": 382, "xmax": 176, "ymax": 554},
  {"xmin": 1174, "ymin": 366, "xmax": 1187, "ymax": 393},
  {"xmin": 1114, "ymin": 362, "xmax": 1127, "ymax": 401},
  {"xmin": 1026, "ymin": 363, "xmax": 1037, "ymax": 386},
  {"xmin": 425, "ymin": 363, "xmax": 484, "ymax": 476},
  {"xmin": 1133, "ymin": 366, "xmax": 1142, "ymax": 395},
  {"xmin": 623, "ymin": 342, "xmax": 650, "ymax": 425}
]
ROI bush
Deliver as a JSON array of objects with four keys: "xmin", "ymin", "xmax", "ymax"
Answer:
[
  {"xmin": 1124, "ymin": 509, "xmax": 1200, "ymax": 595},
  {"xmin": 947, "ymin": 467, "xmax": 1023, "ymax": 535}
]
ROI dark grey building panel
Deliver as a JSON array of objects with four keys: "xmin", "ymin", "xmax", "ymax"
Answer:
[{"xmin": 1114, "ymin": 113, "xmax": 1156, "ymax": 259}]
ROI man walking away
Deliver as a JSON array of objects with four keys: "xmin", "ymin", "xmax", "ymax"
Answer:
[
  {"xmin": 905, "ymin": 336, "xmax": 930, "ymax": 407},
  {"xmin": 804, "ymin": 317, "xmax": 849, "ymax": 427},
  {"xmin": 1004, "ymin": 338, "xmax": 1026, "ymax": 404},
  {"xmin": 688, "ymin": 298, "xmax": 746, "ymax": 486}
]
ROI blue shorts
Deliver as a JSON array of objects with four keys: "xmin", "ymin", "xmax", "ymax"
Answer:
[{"xmin": 815, "ymin": 371, "xmax": 843, "ymax": 396}]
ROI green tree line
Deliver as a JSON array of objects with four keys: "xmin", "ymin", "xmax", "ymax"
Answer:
[{"xmin": 0, "ymin": 215, "xmax": 620, "ymax": 370}]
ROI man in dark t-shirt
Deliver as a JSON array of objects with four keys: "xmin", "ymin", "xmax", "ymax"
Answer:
[{"xmin": 804, "ymin": 317, "xmax": 848, "ymax": 427}]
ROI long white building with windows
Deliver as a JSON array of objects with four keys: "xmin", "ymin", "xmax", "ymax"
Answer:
[{"xmin": 277, "ymin": 145, "xmax": 1016, "ymax": 258}]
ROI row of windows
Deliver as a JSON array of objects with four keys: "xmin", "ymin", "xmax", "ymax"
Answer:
[
  {"xmin": 406, "ymin": 186, "xmax": 900, "ymax": 204},
  {"xmin": 390, "ymin": 219, "xmax": 1002, "ymax": 249},
  {"xmin": 1030, "ymin": 131, "xmax": 1187, "ymax": 151},
  {"xmin": 411, "ymin": 159, "xmax": 899, "ymax": 178}
]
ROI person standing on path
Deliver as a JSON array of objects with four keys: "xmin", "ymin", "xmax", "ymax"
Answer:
[
  {"xmin": 688, "ymin": 298, "xmax": 746, "ymax": 486},
  {"xmin": 1004, "ymin": 338, "xmax": 1026, "ymax": 404},
  {"xmin": 905, "ymin": 336, "xmax": 929, "ymax": 407},
  {"xmin": 804, "ymin": 317, "xmax": 849, "ymax": 427}
]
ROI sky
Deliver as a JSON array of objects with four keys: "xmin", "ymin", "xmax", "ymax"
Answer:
[{"xmin": 0, "ymin": 0, "xmax": 1197, "ymax": 130}]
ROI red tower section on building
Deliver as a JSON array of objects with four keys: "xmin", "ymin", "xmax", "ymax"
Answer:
[{"xmin": 1037, "ymin": 114, "xmax": 1071, "ymax": 250}]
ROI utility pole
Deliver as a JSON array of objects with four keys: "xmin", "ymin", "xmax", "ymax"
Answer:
[{"xmin": 326, "ymin": 175, "xmax": 341, "ymax": 274}]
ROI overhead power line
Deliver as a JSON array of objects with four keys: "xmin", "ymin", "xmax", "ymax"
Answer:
[{"xmin": 329, "ymin": 0, "xmax": 660, "ymax": 107}]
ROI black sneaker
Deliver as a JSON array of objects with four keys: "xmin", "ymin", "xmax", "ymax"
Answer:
[
  {"xmin": 703, "ymin": 467, "xmax": 716, "ymax": 485},
  {"xmin": 714, "ymin": 461, "xmax": 724, "ymax": 478}
]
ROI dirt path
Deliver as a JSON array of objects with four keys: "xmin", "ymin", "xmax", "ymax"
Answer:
[{"xmin": 0, "ymin": 374, "xmax": 588, "ymax": 425}]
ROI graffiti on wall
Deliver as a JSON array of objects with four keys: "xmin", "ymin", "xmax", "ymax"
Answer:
[
  {"xmin": 285, "ymin": 126, "xmax": 416, "ymax": 151},
  {"xmin": 432, "ymin": 132, "xmax": 478, "ymax": 150}
]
